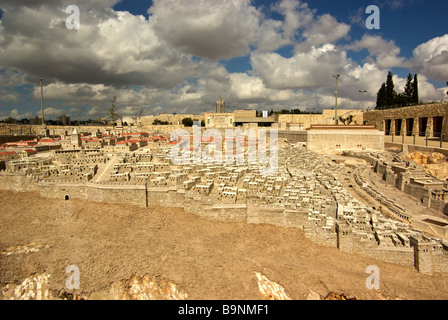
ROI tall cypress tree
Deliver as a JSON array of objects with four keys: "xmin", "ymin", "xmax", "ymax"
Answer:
[
  {"xmin": 108, "ymin": 96, "xmax": 120, "ymax": 125},
  {"xmin": 413, "ymin": 74, "xmax": 419, "ymax": 105},
  {"xmin": 403, "ymin": 74, "xmax": 414, "ymax": 105},
  {"xmin": 386, "ymin": 71, "xmax": 396, "ymax": 108},
  {"xmin": 376, "ymin": 83, "xmax": 387, "ymax": 110}
]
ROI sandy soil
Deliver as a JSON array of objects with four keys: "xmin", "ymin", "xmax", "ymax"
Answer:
[{"xmin": 1, "ymin": 190, "xmax": 448, "ymax": 300}]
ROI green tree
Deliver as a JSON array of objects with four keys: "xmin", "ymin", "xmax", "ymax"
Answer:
[
  {"xmin": 339, "ymin": 114, "xmax": 354, "ymax": 125},
  {"xmin": 376, "ymin": 83, "xmax": 387, "ymax": 110},
  {"xmin": 153, "ymin": 119, "xmax": 169, "ymax": 125},
  {"xmin": 2, "ymin": 116, "xmax": 15, "ymax": 124},
  {"xmin": 182, "ymin": 117, "xmax": 194, "ymax": 127},
  {"xmin": 403, "ymin": 73, "xmax": 414, "ymax": 105},
  {"xmin": 386, "ymin": 71, "xmax": 396, "ymax": 108},
  {"xmin": 394, "ymin": 93, "xmax": 407, "ymax": 107},
  {"xmin": 413, "ymin": 74, "xmax": 419, "ymax": 105},
  {"xmin": 108, "ymin": 96, "xmax": 120, "ymax": 124}
]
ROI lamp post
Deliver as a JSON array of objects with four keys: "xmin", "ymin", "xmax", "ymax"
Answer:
[
  {"xmin": 359, "ymin": 90, "xmax": 368, "ymax": 110},
  {"xmin": 40, "ymin": 78, "xmax": 45, "ymax": 128},
  {"xmin": 333, "ymin": 74, "xmax": 340, "ymax": 125}
]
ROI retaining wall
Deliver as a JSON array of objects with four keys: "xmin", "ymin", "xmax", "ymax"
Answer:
[{"xmin": 1, "ymin": 172, "xmax": 447, "ymax": 273}]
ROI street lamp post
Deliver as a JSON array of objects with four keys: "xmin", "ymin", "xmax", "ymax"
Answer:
[
  {"xmin": 333, "ymin": 74, "xmax": 340, "ymax": 125},
  {"xmin": 40, "ymin": 78, "xmax": 45, "ymax": 128},
  {"xmin": 359, "ymin": 90, "xmax": 368, "ymax": 110}
]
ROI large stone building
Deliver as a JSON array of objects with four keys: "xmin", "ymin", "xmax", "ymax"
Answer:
[
  {"xmin": 233, "ymin": 110, "xmax": 276, "ymax": 128},
  {"xmin": 204, "ymin": 110, "xmax": 277, "ymax": 129},
  {"xmin": 140, "ymin": 114, "xmax": 204, "ymax": 126},
  {"xmin": 278, "ymin": 109, "xmax": 364, "ymax": 129},
  {"xmin": 57, "ymin": 114, "xmax": 71, "ymax": 126},
  {"xmin": 204, "ymin": 112, "xmax": 234, "ymax": 129},
  {"xmin": 216, "ymin": 97, "xmax": 226, "ymax": 113},
  {"xmin": 363, "ymin": 103, "xmax": 448, "ymax": 140},
  {"xmin": 305, "ymin": 125, "xmax": 384, "ymax": 152}
]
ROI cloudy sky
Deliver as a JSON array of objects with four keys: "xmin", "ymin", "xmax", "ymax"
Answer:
[{"xmin": 0, "ymin": 0, "xmax": 447, "ymax": 120}]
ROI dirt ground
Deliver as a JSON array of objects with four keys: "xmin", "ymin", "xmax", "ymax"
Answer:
[{"xmin": 1, "ymin": 190, "xmax": 448, "ymax": 300}]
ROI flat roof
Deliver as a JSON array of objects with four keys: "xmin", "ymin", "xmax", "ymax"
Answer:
[
  {"xmin": 307, "ymin": 125, "xmax": 377, "ymax": 130},
  {"xmin": 234, "ymin": 117, "xmax": 275, "ymax": 123}
]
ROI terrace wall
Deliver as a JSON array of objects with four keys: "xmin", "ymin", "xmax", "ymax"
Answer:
[{"xmin": 0, "ymin": 172, "xmax": 447, "ymax": 273}]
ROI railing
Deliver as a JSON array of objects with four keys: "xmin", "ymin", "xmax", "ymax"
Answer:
[{"xmin": 384, "ymin": 130, "xmax": 446, "ymax": 148}]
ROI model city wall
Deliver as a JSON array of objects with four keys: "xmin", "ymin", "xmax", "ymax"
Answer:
[{"xmin": 1, "ymin": 173, "xmax": 447, "ymax": 274}]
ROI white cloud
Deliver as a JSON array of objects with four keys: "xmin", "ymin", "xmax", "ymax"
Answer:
[
  {"xmin": 410, "ymin": 34, "xmax": 448, "ymax": 82},
  {"xmin": 33, "ymin": 83, "xmax": 110, "ymax": 102},
  {"xmin": 0, "ymin": 68, "xmax": 27, "ymax": 103},
  {"xmin": 84, "ymin": 106, "xmax": 102, "ymax": 117},
  {"xmin": 415, "ymin": 74, "xmax": 447, "ymax": 101},
  {"xmin": 0, "ymin": 68, "xmax": 27, "ymax": 87},
  {"xmin": 273, "ymin": 0, "xmax": 314, "ymax": 40},
  {"xmin": 251, "ymin": 44, "xmax": 350, "ymax": 90},
  {"xmin": 228, "ymin": 73, "xmax": 298, "ymax": 103},
  {"xmin": 273, "ymin": 0, "xmax": 350, "ymax": 53},
  {"xmin": 255, "ymin": 18, "xmax": 290, "ymax": 53},
  {"xmin": 42, "ymin": 107, "xmax": 64, "ymax": 117},
  {"xmin": 0, "ymin": 3, "xmax": 209, "ymax": 89},
  {"xmin": 0, "ymin": 0, "xmax": 446, "ymax": 117},
  {"xmin": 346, "ymin": 35, "xmax": 406, "ymax": 69},
  {"xmin": 0, "ymin": 91, "xmax": 20, "ymax": 103},
  {"xmin": 250, "ymin": 42, "xmax": 444, "ymax": 110},
  {"xmin": 9, "ymin": 108, "xmax": 32, "ymax": 119},
  {"xmin": 300, "ymin": 14, "xmax": 350, "ymax": 51},
  {"xmin": 148, "ymin": 0, "xmax": 262, "ymax": 60}
]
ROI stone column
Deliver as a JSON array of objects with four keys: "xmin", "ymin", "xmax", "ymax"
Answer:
[
  {"xmin": 400, "ymin": 119, "xmax": 406, "ymax": 136},
  {"xmin": 442, "ymin": 106, "xmax": 448, "ymax": 141},
  {"xmin": 390, "ymin": 120, "xmax": 395, "ymax": 137},
  {"xmin": 426, "ymin": 117, "xmax": 434, "ymax": 137},
  {"xmin": 413, "ymin": 118, "xmax": 419, "ymax": 137}
]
